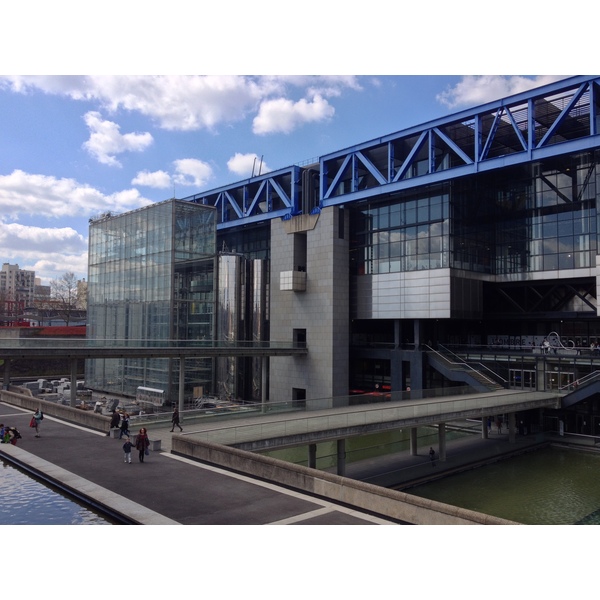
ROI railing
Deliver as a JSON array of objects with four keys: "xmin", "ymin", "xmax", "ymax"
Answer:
[
  {"xmin": 559, "ymin": 370, "xmax": 600, "ymax": 393},
  {"xmin": 0, "ymin": 338, "xmax": 305, "ymax": 350},
  {"xmin": 431, "ymin": 344, "xmax": 507, "ymax": 387},
  {"xmin": 132, "ymin": 385, "xmax": 477, "ymax": 427},
  {"xmin": 180, "ymin": 390, "xmax": 559, "ymax": 447}
]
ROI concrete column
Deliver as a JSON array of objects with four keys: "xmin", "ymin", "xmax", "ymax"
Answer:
[
  {"xmin": 179, "ymin": 358, "xmax": 185, "ymax": 412},
  {"xmin": 3, "ymin": 359, "xmax": 10, "ymax": 390},
  {"xmin": 482, "ymin": 417, "xmax": 489, "ymax": 439},
  {"xmin": 438, "ymin": 422, "xmax": 447, "ymax": 462},
  {"xmin": 414, "ymin": 319, "xmax": 422, "ymax": 349},
  {"xmin": 70, "ymin": 359, "xmax": 78, "ymax": 407},
  {"xmin": 508, "ymin": 412, "xmax": 516, "ymax": 443},
  {"xmin": 261, "ymin": 358, "xmax": 268, "ymax": 410},
  {"xmin": 308, "ymin": 443, "xmax": 317, "ymax": 469},
  {"xmin": 410, "ymin": 427, "xmax": 418, "ymax": 455},
  {"xmin": 336, "ymin": 439, "xmax": 346, "ymax": 477}
]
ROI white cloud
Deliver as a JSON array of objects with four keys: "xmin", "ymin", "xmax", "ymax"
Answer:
[
  {"xmin": 172, "ymin": 158, "xmax": 214, "ymax": 187},
  {"xmin": 83, "ymin": 111, "xmax": 153, "ymax": 166},
  {"xmin": 227, "ymin": 153, "xmax": 272, "ymax": 177},
  {"xmin": 0, "ymin": 169, "xmax": 153, "ymax": 219},
  {"xmin": 436, "ymin": 75, "xmax": 569, "ymax": 109},
  {"xmin": 0, "ymin": 75, "xmax": 360, "ymax": 133},
  {"xmin": 0, "ymin": 222, "xmax": 88, "ymax": 283},
  {"xmin": 132, "ymin": 169, "xmax": 172, "ymax": 189},
  {"xmin": 253, "ymin": 94, "xmax": 335, "ymax": 134}
]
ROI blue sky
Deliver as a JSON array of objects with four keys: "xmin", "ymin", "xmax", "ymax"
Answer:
[{"xmin": 0, "ymin": 2, "xmax": 589, "ymax": 286}]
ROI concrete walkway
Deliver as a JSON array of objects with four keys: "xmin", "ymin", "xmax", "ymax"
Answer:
[
  {"xmin": 0, "ymin": 402, "xmax": 395, "ymax": 525},
  {"xmin": 2, "ymin": 401, "xmax": 582, "ymax": 525}
]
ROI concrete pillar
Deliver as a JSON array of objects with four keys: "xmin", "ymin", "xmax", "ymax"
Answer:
[
  {"xmin": 70, "ymin": 359, "xmax": 78, "ymax": 407},
  {"xmin": 482, "ymin": 417, "xmax": 489, "ymax": 439},
  {"xmin": 438, "ymin": 422, "xmax": 447, "ymax": 462},
  {"xmin": 336, "ymin": 439, "xmax": 346, "ymax": 477},
  {"xmin": 508, "ymin": 412, "xmax": 516, "ymax": 444},
  {"xmin": 414, "ymin": 319, "xmax": 422, "ymax": 349},
  {"xmin": 2, "ymin": 359, "xmax": 10, "ymax": 390},
  {"xmin": 261, "ymin": 358, "xmax": 268, "ymax": 410},
  {"xmin": 308, "ymin": 443, "xmax": 317, "ymax": 469},
  {"xmin": 179, "ymin": 358, "xmax": 185, "ymax": 413},
  {"xmin": 410, "ymin": 427, "xmax": 418, "ymax": 455}
]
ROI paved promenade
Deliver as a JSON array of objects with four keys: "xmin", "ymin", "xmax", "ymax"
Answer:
[
  {"xmin": 2, "ymin": 399, "xmax": 572, "ymax": 525},
  {"xmin": 0, "ymin": 402, "xmax": 395, "ymax": 525}
]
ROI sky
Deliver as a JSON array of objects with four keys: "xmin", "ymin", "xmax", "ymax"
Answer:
[
  {"xmin": 0, "ymin": 3, "xmax": 593, "ymax": 290},
  {"xmin": 0, "ymin": 73, "xmax": 575, "ymax": 285}
]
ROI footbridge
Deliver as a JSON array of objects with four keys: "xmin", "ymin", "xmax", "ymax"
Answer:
[
  {"xmin": 175, "ymin": 388, "xmax": 562, "ymax": 476},
  {"xmin": 0, "ymin": 338, "xmax": 307, "ymax": 408}
]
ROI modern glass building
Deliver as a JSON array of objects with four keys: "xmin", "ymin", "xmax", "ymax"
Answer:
[
  {"xmin": 86, "ymin": 76, "xmax": 600, "ymax": 434},
  {"xmin": 85, "ymin": 199, "xmax": 217, "ymax": 401}
]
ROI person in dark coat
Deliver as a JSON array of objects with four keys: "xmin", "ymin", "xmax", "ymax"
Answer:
[
  {"xmin": 119, "ymin": 413, "xmax": 130, "ymax": 439},
  {"xmin": 170, "ymin": 407, "xmax": 183, "ymax": 432},
  {"xmin": 107, "ymin": 410, "xmax": 120, "ymax": 436},
  {"xmin": 135, "ymin": 428, "xmax": 150, "ymax": 463}
]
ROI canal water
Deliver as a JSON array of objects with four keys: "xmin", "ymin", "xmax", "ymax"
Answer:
[
  {"xmin": 262, "ymin": 425, "xmax": 600, "ymax": 525},
  {"xmin": 0, "ymin": 459, "xmax": 114, "ymax": 525},
  {"xmin": 407, "ymin": 446, "xmax": 600, "ymax": 524}
]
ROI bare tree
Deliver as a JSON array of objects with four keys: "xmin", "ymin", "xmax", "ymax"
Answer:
[{"xmin": 50, "ymin": 271, "xmax": 79, "ymax": 326}]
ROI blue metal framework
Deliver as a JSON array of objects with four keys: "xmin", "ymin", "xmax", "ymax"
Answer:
[
  {"xmin": 182, "ymin": 166, "xmax": 302, "ymax": 229},
  {"xmin": 320, "ymin": 75, "xmax": 600, "ymax": 207},
  {"xmin": 182, "ymin": 76, "xmax": 600, "ymax": 229}
]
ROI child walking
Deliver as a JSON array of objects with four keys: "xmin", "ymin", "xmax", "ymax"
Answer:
[{"xmin": 122, "ymin": 437, "xmax": 133, "ymax": 464}]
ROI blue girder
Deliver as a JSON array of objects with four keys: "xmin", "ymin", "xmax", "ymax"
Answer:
[
  {"xmin": 182, "ymin": 76, "xmax": 600, "ymax": 228},
  {"xmin": 320, "ymin": 75, "xmax": 600, "ymax": 207}
]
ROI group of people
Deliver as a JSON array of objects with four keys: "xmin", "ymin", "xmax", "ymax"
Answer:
[
  {"xmin": 0, "ymin": 408, "xmax": 44, "ymax": 445},
  {"xmin": 0, "ymin": 423, "xmax": 22, "ymax": 445},
  {"xmin": 107, "ymin": 410, "xmax": 131, "ymax": 439},
  {"xmin": 1, "ymin": 403, "xmax": 181, "ymax": 464},
  {"xmin": 106, "ymin": 409, "xmax": 152, "ymax": 464}
]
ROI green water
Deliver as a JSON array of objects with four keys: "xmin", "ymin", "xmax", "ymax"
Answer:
[
  {"xmin": 408, "ymin": 446, "xmax": 600, "ymax": 524},
  {"xmin": 260, "ymin": 426, "xmax": 470, "ymax": 470}
]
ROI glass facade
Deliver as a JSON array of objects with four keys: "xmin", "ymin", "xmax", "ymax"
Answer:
[
  {"xmin": 86, "ymin": 200, "xmax": 216, "ymax": 402},
  {"xmin": 350, "ymin": 151, "xmax": 598, "ymax": 278}
]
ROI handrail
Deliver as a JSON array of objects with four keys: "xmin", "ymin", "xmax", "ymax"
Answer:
[
  {"xmin": 432, "ymin": 344, "xmax": 508, "ymax": 386},
  {"xmin": 559, "ymin": 370, "xmax": 600, "ymax": 392}
]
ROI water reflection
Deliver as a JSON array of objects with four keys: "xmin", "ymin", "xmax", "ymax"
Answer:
[
  {"xmin": 407, "ymin": 447, "xmax": 600, "ymax": 525},
  {"xmin": 1, "ymin": 460, "xmax": 112, "ymax": 525}
]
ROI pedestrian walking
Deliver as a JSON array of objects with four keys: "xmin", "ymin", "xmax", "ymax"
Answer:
[
  {"xmin": 429, "ymin": 446, "xmax": 436, "ymax": 467},
  {"xmin": 496, "ymin": 418, "xmax": 502, "ymax": 434},
  {"xmin": 33, "ymin": 408, "xmax": 44, "ymax": 437},
  {"xmin": 170, "ymin": 407, "xmax": 183, "ymax": 432},
  {"xmin": 135, "ymin": 428, "xmax": 150, "ymax": 463},
  {"xmin": 487, "ymin": 417, "xmax": 492, "ymax": 434},
  {"xmin": 119, "ymin": 413, "xmax": 130, "ymax": 439},
  {"xmin": 122, "ymin": 437, "xmax": 133, "ymax": 464},
  {"xmin": 107, "ymin": 409, "xmax": 120, "ymax": 436}
]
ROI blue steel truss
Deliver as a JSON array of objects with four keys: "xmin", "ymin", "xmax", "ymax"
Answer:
[
  {"xmin": 320, "ymin": 75, "xmax": 600, "ymax": 207},
  {"xmin": 182, "ymin": 76, "xmax": 600, "ymax": 229},
  {"xmin": 182, "ymin": 165, "xmax": 302, "ymax": 229}
]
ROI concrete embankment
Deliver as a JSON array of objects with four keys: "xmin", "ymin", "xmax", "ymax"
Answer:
[{"xmin": 171, "ymin": 435, "xmax": 519, "ymax": 525}]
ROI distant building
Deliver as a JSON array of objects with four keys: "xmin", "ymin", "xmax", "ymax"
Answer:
[{"xmin": 1, "ymin": 263, "xmax": 35, "ymax": 305}]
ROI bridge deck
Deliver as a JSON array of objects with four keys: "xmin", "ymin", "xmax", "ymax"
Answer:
[{"xmin": 178, "ymin": 389, "xmax": 562, "ymax": 451}]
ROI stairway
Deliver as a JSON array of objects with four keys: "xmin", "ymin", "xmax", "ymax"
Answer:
[{"xmin": 426, "ymin": 351, "xmax": 505, "ymax": 392}]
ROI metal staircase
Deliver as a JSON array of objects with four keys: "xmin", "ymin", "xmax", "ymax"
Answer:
[{"xmin": 425, "ymin": 345, "xmax": 506, "ymax": 392}]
